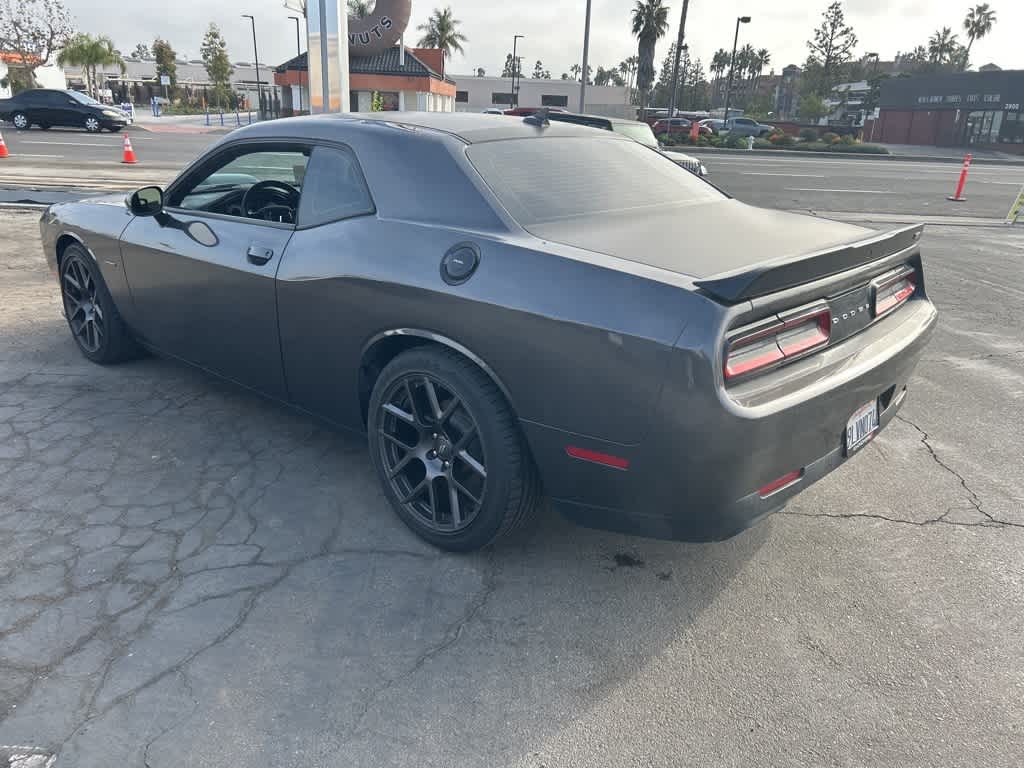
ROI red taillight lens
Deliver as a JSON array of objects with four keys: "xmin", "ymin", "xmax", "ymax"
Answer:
[
  {"xmin": 725, "ymin": 306, "xmax": 831, "ymax": 381},
  {"xmin": 758, "ymin": 469, "xmax": 803, "ymax": 497},
  {"xmin": 873, "ymin": 268, "xmax": 917, "ymax": 318}
]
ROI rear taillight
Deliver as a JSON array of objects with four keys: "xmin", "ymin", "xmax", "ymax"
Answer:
[
  {"xmin": 872, "ymin": 267, "xmax": 916, "ymax": 318},
  {"xmin": 725, "ymin": 305, "xmax": 831, "ymax": 381}
]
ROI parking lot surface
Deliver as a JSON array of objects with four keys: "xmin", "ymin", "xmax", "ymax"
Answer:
[{"xmin": 2, "ymin": 205, "xmax": 1023, "ymax": 767}]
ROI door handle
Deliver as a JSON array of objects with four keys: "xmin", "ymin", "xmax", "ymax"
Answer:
[{"xmin": 247, "ymin": 244, "xmax": 274, "ymax": 265}]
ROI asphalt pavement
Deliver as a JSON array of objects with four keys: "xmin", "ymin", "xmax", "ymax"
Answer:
[{"xmin": 1, "ymin": 126, "xmax": 1023, "ymax": 768}]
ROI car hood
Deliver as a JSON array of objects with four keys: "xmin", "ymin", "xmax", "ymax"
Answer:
[{"xmin": 525, "ymin": 198, "xmax": 871, "ymax": 280}]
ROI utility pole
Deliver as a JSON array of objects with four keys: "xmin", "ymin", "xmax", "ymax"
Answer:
[
  {"xmin": 511, "ymin": 34, "xmax": 524, "ymax": 108},
  {"xmin": 242, "ymin": 14, "xmax": 262, "ymax": 116},
  {"xmin": 723, "ymin": 16, "xmax": 751, "ymax": 124},
  {"xmin": 288, "ymin": 15, "xmax": 303, "ymax": 113},
  {"xmin": 579, "ymin": 0, "xmax": 592, "ymax": 112},
  {"xmin": 667, "ymin": 0, "xmax": 690, "ymax": 118}
]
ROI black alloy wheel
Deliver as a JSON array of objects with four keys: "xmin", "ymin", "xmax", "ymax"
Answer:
[
  {"xmin": 368, "ymin": 348, "xmax": 539, "ymax": 551},
  {"xmin": 62, "ymin": 254, "xmax": 105, "ymax": 354},
  {"xmin": 59, "ymin": 245, "xmax": 139, "ymax": 364},
  {"xmin": 377, "ymin": 372, "xmax": 488, "ymax": 533}
]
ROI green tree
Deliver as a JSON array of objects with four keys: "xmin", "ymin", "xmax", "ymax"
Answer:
[
  {"xmin": 0, "ymin": 0, "xmax": 74, "ymax": 91},
  {"xmin": 415, "ymin": 6, "xmax": 467, "ymax": 59},
  {"xmin": 631, "ymin": 0, "xmax": 670, "ymax": 111},
  {"xmin": 347, "ymin": 0, "xmax": 373, "ymax": 18},
  {"xmin": 501, "ymin": 52, "xmax": 515, "ymax": 78},
  {"xmin": 200, "ymin": 23, "xmax": 233, "ymax": 107},
  {"xmin": 531, "ymin": 60, "xmax": 550, "ymax": 79},
  {"xmin": 152, "ymin": 37, "xmax": 177, "ymax": 93},
  {"xmin": 806, "ymin": 1, "xmax": 858, "ymax": 96},
  {"xmin": 131, "ymin": 42, "xmax": 150, "ymax": 59},
  {"xmin": 371, "ymin": 90, "xmax": 384, "ymax": 111},
  {"xmin": 569, "ymin": 63, "xmax": 581, "ymax": 81},
  {"xmin": 962, "ymin": 3, "xmax": 996, "ymax": 64},
  {"xmin": 57, "ymin": 33, "xmax": 125, "ymax": 99},
  {"xmin": 927, "ymin": 27, "xmax": 959, "ymax": 65},
  {"xmin": 798, "ymin": 92, "xmax": 829, "ymax": 123}
]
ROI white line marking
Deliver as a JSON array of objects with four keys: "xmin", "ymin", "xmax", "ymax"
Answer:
[
  {"xmin": 9, "ymin": 153, "xmax": 64, "ymax": 158},
  {"xmin": 21, "ymin": 141, "xmax": 119, "ymax": 147},
  {"xmin": 742, "ymin": 172, "xmax": 825, "ymax": 177},
  {"xmin": 784, "ymin": 188, "xmax": 896, "ymax": 194}
]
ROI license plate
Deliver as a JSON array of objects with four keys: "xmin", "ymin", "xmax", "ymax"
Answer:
[{"xmin": 845, "ymin": 400, "xmax": 879, "ymax": 454}]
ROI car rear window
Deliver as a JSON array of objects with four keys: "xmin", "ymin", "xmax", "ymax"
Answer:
[{"xmin": 466, "ymin": 136, "xmax": 721, "ymax": 226}]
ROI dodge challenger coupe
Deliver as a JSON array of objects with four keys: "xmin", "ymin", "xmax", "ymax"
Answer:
[{"xmin": 39, "ymin": 112, "xmax": 936, "ymax": 551}]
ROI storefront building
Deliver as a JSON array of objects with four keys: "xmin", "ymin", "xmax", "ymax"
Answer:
[
  {"xmin": 274, "ymin": 47, "xmax": 455, "ymax": 115},
  {"xmin": 875, "ymin": 69, "xmax": 1024, "ymax": 152}
]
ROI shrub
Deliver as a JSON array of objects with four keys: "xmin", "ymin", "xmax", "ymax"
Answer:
[
  {"xmin": 821, "ymin": 131, "xmax": 839, "ymax": 144},
  {"xmin": 799, "ymin": 141, "xmax": 830, "ymax": 152},
  {"xmin": 840, "ymin": 133, "xmax": 856, "ymax": 145},
  {"xmin": 753, "ymin": 137, "xmax": 774, "ymax": 149},
  {"xmin": 727, "ymin": 133, "xmax": 750, "ymax": 149},
  {"xmin": 657, "ymin": 133, "xmax": 677, "ymax": 146},
  {"xmin": 696, "ymin": 136, "xmax": 709, "ymax": 146},
  {"xmin": 773, "ymin": 133, "xmax": 796, "ymax": 146},
  {"xmin": 799, "ymin": 127, "xmax": 819, "ymax": 142},
  {"xmin": 829, "ymin": 142, "xmax": 889, "ymax": 154}
]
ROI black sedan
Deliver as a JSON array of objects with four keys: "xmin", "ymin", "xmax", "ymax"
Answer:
[
  {"xmin": 39, "ymin": 113, "xmax": 936, "ymax": 551},
  {"xmin": 0, "ymin": 88, "xmax": 128, "ymax": 132}
]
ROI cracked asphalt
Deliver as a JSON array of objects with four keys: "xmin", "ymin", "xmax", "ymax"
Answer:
[{"xmin": 1, "ymin": 211, "xmax": 1023, "ymax": 767}]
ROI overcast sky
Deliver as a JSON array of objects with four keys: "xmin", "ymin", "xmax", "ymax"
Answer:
[{"xmin": 66, "ymin": 0, "xmax": 1022, "ymax": 78}]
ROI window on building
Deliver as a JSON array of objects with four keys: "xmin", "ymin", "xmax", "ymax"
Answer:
[
  {"xmin": 541, "ymin": 94, "xmax": 569, "ymax": 107},
  {"xmin": 491, "ymin": 92, "xmax": 514, "ymax": 105},
  {"xmin": 456, "ymin": 90, "xmax": 469, "ymax": 103}
]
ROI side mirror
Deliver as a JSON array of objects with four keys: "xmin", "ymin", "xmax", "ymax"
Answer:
[{"xmin": 128, "ymin": 186, "xmax": 163, "ymax": 216}]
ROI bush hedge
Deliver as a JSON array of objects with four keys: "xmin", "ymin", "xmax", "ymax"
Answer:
[{"xmin": 799, "ymin": 127, "xmax": 819, "ymax": 142}]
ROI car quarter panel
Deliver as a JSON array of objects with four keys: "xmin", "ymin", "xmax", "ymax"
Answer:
[
  {"xmin": 39, "ymin": 196, "xmax": 137, "ymax": 321},
  {"xmin": 275, "ymin": 217, "xmax": 701, "ymax": 446}
]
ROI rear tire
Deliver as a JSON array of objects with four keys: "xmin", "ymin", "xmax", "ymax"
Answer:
[
  {"xmin": 368, "ymin": 347, "xmax": 540, "ymax": 551},
  {"xmin": 11, "ymin": 112, "xmax": 29, "ymax": 130},
  {"xmin": 59, "ymin": 244, "xmax": 140, "ymax": 364}
]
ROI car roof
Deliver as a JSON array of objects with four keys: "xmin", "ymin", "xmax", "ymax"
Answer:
[{"xmin": 233, "ymin": 111, "xmax": 633, "ymax": 145}]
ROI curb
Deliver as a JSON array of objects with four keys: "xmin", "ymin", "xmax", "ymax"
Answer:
[{"xmin": 664, "ymin": 146, "xmax": 1024, "ymax": 166}]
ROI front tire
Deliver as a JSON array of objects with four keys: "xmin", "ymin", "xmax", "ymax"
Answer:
[
  {"xmin": 368, "ymin": 347, "xmax": 539, "ymax": 551},
  {"xmin": 60, "ymin": 245, "xmax": 139, "ymax": 364},
  {"xmin": 12, "ymin": 112, "xmax": 29, "ymax": 130}
]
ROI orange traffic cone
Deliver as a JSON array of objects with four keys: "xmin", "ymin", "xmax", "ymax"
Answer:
[
  {"xmin": 121, "ymin": 133, "xmax": 137, "ymax": 164},
  {"xmin": 0, "ymin": 131, "xmax": 9, "ymax": 158}
]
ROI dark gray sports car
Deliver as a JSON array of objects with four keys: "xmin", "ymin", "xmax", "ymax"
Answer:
[{"xmin": 39, "ymin": 112, "xmax": 936, "ymax": 551}]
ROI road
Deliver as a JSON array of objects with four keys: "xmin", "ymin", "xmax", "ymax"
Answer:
[{"xmin": 1, "ymin": 130, "xmax": 1023, "ymax": 767}]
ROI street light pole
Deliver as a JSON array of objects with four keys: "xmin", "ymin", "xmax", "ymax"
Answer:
[
  {"xmin": 511, "ymin": 34, "xmax": 524, "ymax": 108},
  {"xmin": 579, "ymin": 0, "xmax": 592, "ymax": 112},
  {"xmin": 288, "ymin": 15, "xmax": 303, "ymax": 114},
  {"xmin": 241, "ymin": 14, "xmax": 263, "ymax": 117},
  {"xmin": 668, "ymin": 0, "xmax": 690, "ymax": 118},
  {"xmin": 722, "ymin": 15, "xmax": 750, "ymax": 126}
]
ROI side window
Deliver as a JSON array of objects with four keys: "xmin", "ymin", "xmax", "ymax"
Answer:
[
  {"xmin": 296, "ymin": 145, "xmax": 374, "ymax": 228},
  {"xmin": 167, "ymin": 146, "xmax": 310, "ymax": 224},
  {"xmin": 43, "ymin": 92, "xmax": 68, "ymax": 106}
]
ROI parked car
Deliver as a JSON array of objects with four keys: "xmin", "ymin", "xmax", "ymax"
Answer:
[
  {"xmin": 542, "ymin": 110, "xmax": 708, "ymax": 176},
  {"xmin": 700, "ymin": 118, "xmax": 725, "ymax": 134},
  {"xmin": 481, "ymin": 107, "xmax": 505, "ymax": 114},
  {"xmin": 652, "ymin": 117, "xmax": 692, "ymax": 134},
  {"xmin": 0, "ymin": 88, "xmax": 129, "ymax": 132},
  {"xmin": 40, "ymin": 112, "xmax": 935, "ymax": 551},
  {"xmin": 723, "ymin": 116, "xmax": 775, "ymax": 137}
]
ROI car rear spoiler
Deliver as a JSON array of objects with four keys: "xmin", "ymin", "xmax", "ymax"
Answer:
[{"xmin": 693, "ymin": 224, "xmax": 924, "ymax": 303}]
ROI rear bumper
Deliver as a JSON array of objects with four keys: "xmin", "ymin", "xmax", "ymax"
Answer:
[{"xmin": 526, "ymin": 298, "xmax": 937, "ymax": 542}]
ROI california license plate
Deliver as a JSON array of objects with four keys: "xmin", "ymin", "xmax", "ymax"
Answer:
[{"xmin": 845, "ymin": 400, "xmax": 880, "ymax": 454}]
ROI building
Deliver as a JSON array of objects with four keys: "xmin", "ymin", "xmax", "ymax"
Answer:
[
  {"xmin": 0, "ymin": 53, "xmax": 65, "ymax": 98},
  {"xmin": 875, "ymin": 69, "xmax": 1024, "ymax": 151},
  {"xmin": 450, "ymin": 75, "xmax": 629, "ymax": 118},
  {"xmin": 274, "ymin": 47, "xmax": 454, "ymax": 114}
]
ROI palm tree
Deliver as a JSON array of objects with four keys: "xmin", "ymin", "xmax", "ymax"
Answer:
[
  {"xmin": 709, "ymin": 48, "xmax": 729, "ymax": 105},
  {"xmin": 928, "ymin": 27, "xmax": 959, "ymax": 65},
  {"xmin": 416, "ymin": 6, "xmax": 467, "ymax": 59},
  {"xmin": 751, "ymin": 47, "xmax": 770, "ymax": 97},
  {"xmin": 569, "ymin": 63, "xmax": 581, "ymax": 81},
  {"xmin": 962, "ymin": 4, "xmax": 996, "ymax": 62},
  {"xmin": 58, "ymin": 33, "xmax": 125, "ymax": 99},
  {"xmin": 631, "ymin": 0, "xmax": 670, "ymax": 111}
]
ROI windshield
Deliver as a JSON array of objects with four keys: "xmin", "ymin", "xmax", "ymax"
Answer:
[
  {"xmin": 467, "ymin": 136, "xmax": 721, "ymax": 227},
  {"xmin": 67, "ymin": 90, "xmax": 101, "ymax": 105},
  {"xmin": 611, "ymin": 122, "xmax": 659, "ymax": 147}
]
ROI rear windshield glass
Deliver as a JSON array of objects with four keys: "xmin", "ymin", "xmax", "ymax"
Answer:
[
  {"xmin": 611, "ymin": 122, "xmax": 658, "ymax": 147},
  {"xmin": 466, "ymin": 137, "xmax": 721, "ymax": 226}
]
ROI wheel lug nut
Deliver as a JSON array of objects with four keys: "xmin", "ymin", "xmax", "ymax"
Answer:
[
  {"xmin": 442, "ymin": 461, "xmax": 449, "ymax": 470},
  {"xmin": 432, "ymin": 433, "xmax": 438, "ymax": 439}
]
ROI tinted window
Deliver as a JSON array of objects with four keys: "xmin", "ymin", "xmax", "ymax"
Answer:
[
  {"xmin": 297, "ymin": 145, "xmax": 374, "ymax": 227},
  {"xmin": 42, "ymin": 91, "xmax": 70, "ymax": 106},
  {"xmin": 610, "ymin": 121, "xmax": 658, "ymax": 147},
  {"xmin": 467, "ymin": 137, "xmax": 721, "ymax": 226},
  {"xmin": 541, "ymin": 94, "xmax": 569, "ymax": 107},
  {"xmin": 20, "ymin": 91, "xmax": 47, "ymax": 105},
  {"xmin": 491, "ymin": 92, "xmax": 514, "ymax": 105},
  {"xmin": 455, "ymin": 90, "xmax": 468, "ymax": 103},
  {"xmin": 67, "ymin": 90, "xmax": 101, "ymax": 105}
]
